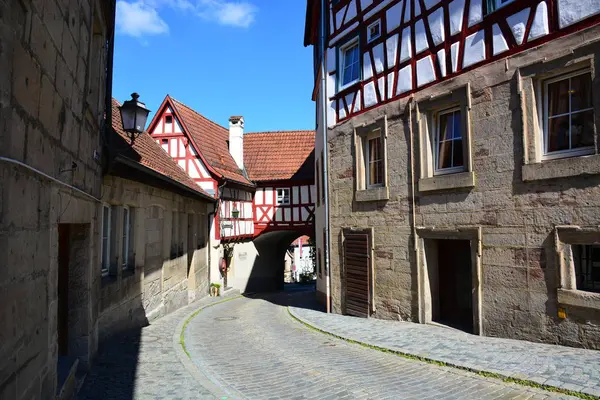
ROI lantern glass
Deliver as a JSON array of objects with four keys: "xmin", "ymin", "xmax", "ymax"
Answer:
[{"xmin": 119, "ymin": 93, "xmax": 150, "ymax": 135}]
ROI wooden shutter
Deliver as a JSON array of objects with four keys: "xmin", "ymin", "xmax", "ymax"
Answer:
[{"xmin": 343, "ymin": 230, "xmax": 371, "ymax": 318}]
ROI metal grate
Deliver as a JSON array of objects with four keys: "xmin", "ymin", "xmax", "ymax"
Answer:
[{"xmin": 573, "ymin": 245, "xmax": 600, "ymax": 293}]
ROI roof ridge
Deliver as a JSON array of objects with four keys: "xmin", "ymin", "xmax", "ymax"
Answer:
[{"xmin": 170, "ymin": 97, "xmax": 229, "ymax": 133}]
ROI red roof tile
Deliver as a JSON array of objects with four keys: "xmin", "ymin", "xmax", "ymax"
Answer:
[
  {"xmin": 111, "ymin": 99, "xmax": 214, "ymax": 199},
  {"xmin": 168, "ymin": 97, "xmax": 254, "ymax": 187},
  {"xmin": 244, "ymin": 130, "xmax": 316, "ymax": 181}
]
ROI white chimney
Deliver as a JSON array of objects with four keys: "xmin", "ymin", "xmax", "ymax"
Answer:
[{"xmin": 228, "ymin": 116, "xmax": 244, "ymax": 170}]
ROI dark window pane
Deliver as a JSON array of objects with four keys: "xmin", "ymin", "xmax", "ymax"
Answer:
[
  {"xmin": 438, "ymin": 140, "xmax": 452, "ymax": 169},
  {"xmin": 547, "ymin": 79, "xmax": 569, "ymax": 116},
  {"xmin": 453, "ymin": 140, "xmax": 464, "ymax": 167},
  {"xmin": 452, "ymin": 111, "xmax": 462, "ymax": 139},
  {"xmin": 571, "ymin": 110, "xmax": 595, "ymax": 149},
  {"xmin": 547, "ymin": 115, "xmax": 570, "ymax": 152},
  {"xmin": 571, "ymin": 73, "xmax": 592, "ymax": 112}
]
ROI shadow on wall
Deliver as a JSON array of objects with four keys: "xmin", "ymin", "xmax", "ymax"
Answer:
[{"xmin": 245, "ymin": 230, "xmax": 315, "ymax": 294}]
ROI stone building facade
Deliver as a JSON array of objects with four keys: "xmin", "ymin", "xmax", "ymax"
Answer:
[
  {"xmin": 98, "ymin": 99, "xmax": 214, "ymax": 341},
  {"xmin": 305, "ymin": 0, "xmax": 600, "ymax": 349},
  {"xmin": 0, "ymin": 0, "xmax": 116, "ymax": 398}
]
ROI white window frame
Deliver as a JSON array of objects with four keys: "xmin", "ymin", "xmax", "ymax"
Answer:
[
  {"xmin": 365, "ymin": 130, "xmax": 384, "ymax": 188},
  {"xmin": 101, "ymin": 204, "xmax": 111, "ymax": 277},
  {"xmin": 122, "ymin": 206, "xmax": 131, "ymax": 270},
  {"xmin": 339, "ymin": 37, "xmax": 361, "ymax": 91},
  {"xmin": 542, "ymin": 69, "xmax": 595, "ymax": 161},
  {"xmin": 367, "ymin": 20, "xmax": 381, "ymax": 43},
  {"xmin": 434, "ymin": 107, "xmax": 466, "ymax": 176},
  {"xmin": 276, "ymin": 188, "xmax": 291, "ymax": 205}
]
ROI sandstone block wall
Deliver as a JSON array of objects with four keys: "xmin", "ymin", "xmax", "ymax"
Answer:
[
  {"xmin": 327, "ymin": 26, "xmax": 600, "ymax": 349},
  {"xmin": 98, "ymin": 175, "xmax": 211, "ymax": 340},
  {"xmin": 0, "ymin": 0, "xmax": 110, "ymax": 398}
]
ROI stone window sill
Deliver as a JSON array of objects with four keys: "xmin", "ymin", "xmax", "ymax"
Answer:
[
  {"xmin": 418, "ymin": 171, "xmax": 475, "ymax": 192},
  {"xmin": 522, "ymin": 154, "xmax": 600, "ymax": 181},
  {"xmin": 355, "ymin": 186, "xmax": 389, "ymax": 202},
  {"xmin": 557, "ymin": 288, "xmax": 600, "ymax": 311},
  {"xmin": 101, "ymin": 274, "xmax": 117, "ymax": 288}
]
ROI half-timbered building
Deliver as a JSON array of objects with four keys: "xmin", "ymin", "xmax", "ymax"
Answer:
[
  {"xmin": 305, "ymin": 0, "xmax": 600, "ymax": 349},
  {"xmin": 148, "ymin": 96, "xmax": 316, "ymax": 292}
]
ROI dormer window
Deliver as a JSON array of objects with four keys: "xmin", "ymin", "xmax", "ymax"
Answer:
[{"xmin": 367, "ymin": 20, "xmax": 381, "ymax": 43}]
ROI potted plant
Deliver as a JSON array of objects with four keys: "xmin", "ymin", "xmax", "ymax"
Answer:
[
  {"xmin": 231, "ymin": 206, "xmax": 240, "ymax": 219},
  {"xmin": 210, "ymin": 283, "xmax": 221, "ymax": 297}
]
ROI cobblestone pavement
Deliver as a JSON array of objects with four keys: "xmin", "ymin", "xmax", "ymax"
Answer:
[
  {"xmin": 76, "ymin": 292, "xmax": 241, "ymax": 400},
  {"xmin": 184, "ymin": 290, "xmax": 576, "ymax": 400},
  {"xmin": 290, "ymin": 306, "xmax": 600, "ymax": 398}
]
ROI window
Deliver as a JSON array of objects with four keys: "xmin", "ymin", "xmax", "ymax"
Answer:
[
  {"xmin": 367, "ymin": 20, "xmax": 381, "ymax": 43},
  {"xmin": 165, "ymin": 115, "xmax": 173, "ymax": 124},
  {"xmin": 486, "ymin": 0, "xmax": 514, "ymax": 14},
  {"xmin": 365, "ymin": 131, "xmax": 384, "ymax": 187},
  {"xmin": 122, "ymin": 206, "xmax": 133, "ymax": 270},
  {"xmin": 353, "ymin": 117, "xmax": 389, "ymax": 201},
  {"xmin": 573, "ymin": 245, "xmax": 600, "ymax": 293},
  {"xmin": 339, "ymin": 38, "xmax": 360, "ymax": 90},
  {"xmin": 543, "ymin": 70, "xmax": 594, "ymax": 159},
  {"xmin": 435, "ymin": 108, "xmax": 465, "ymax": 174},
  {"xmin": 277, "ymin": 188, "xmax": 290, "ymax": 205},
  {"xmin": 101, "ymin": 204, "xmax": 111, "ymax": 276}
]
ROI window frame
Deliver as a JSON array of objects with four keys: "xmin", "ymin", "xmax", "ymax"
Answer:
[
  {"xmin": 338, "ymin": 36, "xmax": 361, "ymax": 91},
  {"xmin": 365, "ymin": 129, "xmax": 384, "ymax": 188},
  {"xmin": 434, "ymin": 107, "xmax": 467, "ymax": 176},
  {"xmin": 101, "ymin": 204, "xmax": 111, "ymax": 277},
  {"xmin": 542, "ymin": 68, "xmax": 595, "ymax": 160},
  {"xmin": 276, "ymin": 188, "xmax": 291, "ymax": 206},
  {"xmin": 367, "ymin": 20, "xmax": 381, "ymax": 43},
  {"xmin": 122, "ymin": 206, "xmax": 131, "ymax": 270},
  {"xmin": 486, "ymin": 0, "xmax": 515, "ymax": 14},
  {"xmin": 165, "ymin": 115, "xmax": 173, "ymax": 124}
]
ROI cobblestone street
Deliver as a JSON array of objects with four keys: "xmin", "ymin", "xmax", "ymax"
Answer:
[{"xmin": 76, "ymin": 287, "xmax": 594, "ymax": 399}]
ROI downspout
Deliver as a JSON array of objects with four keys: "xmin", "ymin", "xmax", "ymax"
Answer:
[
  {"xmin": 408, "ymin": 97, "xmax": 421, "ymax": 322},
  {"xmin": 319, "ymin": 0, "xmax": 332, "ymax": 313}
]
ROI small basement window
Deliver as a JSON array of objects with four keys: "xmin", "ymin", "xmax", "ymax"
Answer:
[
  {"xmin": 573, "ymin": 245, "xmax": 600, "ymax": 293},
  {"xmin": 367, "ymin": 20, "xmax": 381, "ymax": 43}
]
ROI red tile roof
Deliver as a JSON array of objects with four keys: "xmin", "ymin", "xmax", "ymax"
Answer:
[
  {"xmin": 292, "ymin": 235, "xmax": 312, "ymax": 246},
  {"xmin": 111, "ymin": 98, "xmax": 214, "ymax": 199},
  {"xmin": 244, "ymin": 130, "xmax": 316, "ymax": 181},
  {"xmin": 167, "ymin": 97, "xmax": 254, "ymax": 187}
]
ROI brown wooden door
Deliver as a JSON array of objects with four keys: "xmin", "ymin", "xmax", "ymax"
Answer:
[{"xmin": 343, "ymin": 230, "xmax": 371, "ymax": 318}]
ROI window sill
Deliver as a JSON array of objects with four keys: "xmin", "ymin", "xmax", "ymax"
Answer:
[
  {"xmin": 557, "ymin": 288, "xmax": 600, "ymax": 311},
  {"xmin": 522, "ymin": 153, "xmax": 600, "ymax": 181},
  {"xmin": 355, "ymin": 186, "xmax": 389, "ymax": 202},
  {"xmin": 122, "ymin": 268, "xmax": 135, "ymax": 280},
  {"xmin": 418, "ymin": 171, "xmax": 475, "ymax": 192}
]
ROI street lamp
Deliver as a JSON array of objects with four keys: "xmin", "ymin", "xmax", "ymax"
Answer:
[{"xmin": 119, "ymin": 92, "xmax": 150, "ymax": 143}]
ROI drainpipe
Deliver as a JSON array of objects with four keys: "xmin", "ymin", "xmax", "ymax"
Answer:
[{"xmin": 319, "ymin": 0, "xmax": 332, "ymax": 313}]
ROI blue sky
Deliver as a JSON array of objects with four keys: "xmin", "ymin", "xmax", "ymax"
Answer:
[{"xmin": 112, "ymin": 0, "xmax": 316, "ymax": 133}]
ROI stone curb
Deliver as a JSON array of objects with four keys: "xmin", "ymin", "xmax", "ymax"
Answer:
[
  {"xmin": 172, "ymin": 292, "xmax": 245, "ymax": 400},
  {"xmin": 287, "ymin": 307, "xmax": 600, "ymax": 400}
]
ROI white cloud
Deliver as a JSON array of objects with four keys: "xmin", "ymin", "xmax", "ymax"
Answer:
[
  {"xmin": 117, "ymin": 0, "xmax": 258, "ymax": 36},
  {"xmin": 211, "ymin": 2, "xmax": 257, "ymax": 28},
  {"xmin": 116, "ymin": 1, "xmax": 169, "ymax": 37}
]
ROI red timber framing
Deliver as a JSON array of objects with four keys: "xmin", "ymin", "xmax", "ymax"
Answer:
[
  {"xmin": 253, "ymin": 181, "xmax": 316, "ymax": 237},
  {"xmin": 323, "ymin": 0, "xmax": 600, "ymax": 124},
  {"xmin": 219, "ymin": 186, "xmax": 254, "ymax": 242}
]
